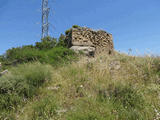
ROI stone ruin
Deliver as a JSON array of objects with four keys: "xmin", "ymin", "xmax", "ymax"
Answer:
[{"xmin": 65, "ymin": 26, "xmax": 114, "ymax": 56}]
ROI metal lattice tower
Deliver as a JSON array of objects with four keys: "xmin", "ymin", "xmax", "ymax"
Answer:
[{"xmin": 42, "ymin": 0, "xmax": 50, "ymax": 38}]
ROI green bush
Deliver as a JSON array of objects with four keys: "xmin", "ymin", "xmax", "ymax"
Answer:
[
  {"xmin": 0, "ymin": 56, "xmax": 4, "ymax": 62},
  {"xmin": 4, "ymin": 46, "xmax": 77, "ymax": 66},
  {"xmin": 6, "ymin": 47, "xmax": 41, "ymax": 64},
  {"xmin": 56, "ymin": 34, "xmax": 67, "ymax": 47},
  {"xmin": 65, "ymin": 29, "xmax": 71, "ymax": 35},
  {"xmin": 72, "ymin": 25, "xmax": 80, "ymax": 28},
  {"xmin": 43, "ymin": 47, "xmax": 77, "ymax": 66},
  {"xmin": 35, "ymin": 36, "xmax": 57, "ymax": 50},
  {"xmin": 0, "ymin": 63, "xmax": 52, "ymax": 112},
  {"xmin": 2, "ymin": 35, "xmax": 77, "ymax": 68}
]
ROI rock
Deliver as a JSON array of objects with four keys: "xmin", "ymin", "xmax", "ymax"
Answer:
[
  {"xmin": 0, "ymin": 70, "xmax": 8, "ymax": 76},
  {"xmin": 70, "ymin": 46, "xmax": 95, "ymax": 57}
]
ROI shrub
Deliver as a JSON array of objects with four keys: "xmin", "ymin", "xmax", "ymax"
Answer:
[
  {"xmin": 65, "ymin": 29, "xmax": 71, "ymax": 35},
  {"xmin": 43, "ymin": 47, "xmax": 77, "ymax": 66},
  {"xmin": 0, "ymin": 63, "xmax": 52, "ymax": 112},
  {"xmin": 0, "ymin": 55, "xmax": 4, "ymax": 62},
  {"xmin": 3, "ymin": 35, "xmax": 77, "ymax": 68},
  {"xmin": 4, "ymin": 46, "xmax": 77, "ymax": 66},
  {"xmin": 6, "ymin": 47, "xmax": 41, "ymax": 64},
  {"xmin": 56, "ymin": 34, "xmax": 67, "ymax": 47},
  {"xmin": 35, "ymin": 36, "xmax": 57, "ymax": 50},
  {"xmin": 72, "ymin": 25, "xmax": 80, "ymax": 28}
]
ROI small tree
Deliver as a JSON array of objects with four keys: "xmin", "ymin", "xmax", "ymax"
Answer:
[
  {"xmin": 36, "ymin": 36, "xmax": 57, "ymax": 50},
  {"xmin": 57, "ymin": 34, "xmax": 66, "ymax": 47}
]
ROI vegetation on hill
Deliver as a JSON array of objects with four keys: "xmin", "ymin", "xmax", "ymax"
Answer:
[
  {"xmin": 0, "ymin": 36, "xmax": 77, "ymax": 70},
  {"xmin": 0, "ymin": 35, "xmax": 79, "ymax": 119},
  {"xmin": 0, "ymin": 33, "xmax": 160, "ymax": 119},
  {"xmin": 1, "ymin": 50, "xmax": 160, "ymax": 119},
  {"xmin": 0, "ymin": 63, "xmax": 52, "ymax": 119}
]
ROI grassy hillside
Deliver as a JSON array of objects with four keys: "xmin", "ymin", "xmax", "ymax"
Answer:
[
  {"xmin": 0, "ymin": 34, "xmax": 160, "ymax": 120},
  {"xmin": 1, "ymin": 52, "xmax": 160, "ymax": 120}
]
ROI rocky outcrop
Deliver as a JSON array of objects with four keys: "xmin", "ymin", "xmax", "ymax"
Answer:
[{"xmin": 65, "ymin": 26, "xmax": 114, "ymax": 56}]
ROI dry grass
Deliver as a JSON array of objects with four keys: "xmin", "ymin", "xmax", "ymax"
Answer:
[{"xmin": 6, "ymin": 52, "xmax": 160, "ymax": 120}]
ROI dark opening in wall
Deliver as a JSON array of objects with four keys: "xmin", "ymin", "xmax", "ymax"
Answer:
[{"xmin": 89, "ymin": 51, "xmax": 95, "ymax": 57}]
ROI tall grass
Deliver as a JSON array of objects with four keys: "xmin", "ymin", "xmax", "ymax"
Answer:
[
  {"xmin": 0, "ymin": 62, "xmax": 52, "ymax": 119},
  {"xmin": 31, "ymin": 96, "xmax": 57, "ymax": 120},
  {"xmin": 2, "ymin": 52, "xmax": 160, "ymax": 120},
  {"xmin": 52, "ymin": 53, "xmax": 160, "ymax": 119}
]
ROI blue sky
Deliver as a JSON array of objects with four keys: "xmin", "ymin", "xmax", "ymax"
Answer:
[{"xmin": 0, "ymin": 0, "xmax": 160, "ymax": 55}]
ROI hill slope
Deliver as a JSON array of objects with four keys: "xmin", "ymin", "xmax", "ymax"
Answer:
[{"xmin": 1, "ymin": 52, "xmax": 160, "ymax": 120}]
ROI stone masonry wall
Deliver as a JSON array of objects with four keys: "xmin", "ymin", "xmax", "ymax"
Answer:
[{"xmin": 66, "ymin": 27, "xmax": 114, "ymax": 55}]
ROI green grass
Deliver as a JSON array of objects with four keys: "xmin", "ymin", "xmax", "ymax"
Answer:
[
  {"xmin": 1, "ymin": 52, "xmax": 160, "ymax": 120},
  {"xmin": 31, "ymin": 96, "xmax": 57, "ymax": 120},
  {"xmin": 0, "ymin": 62, "xmax": 52, "ymax": 119}
]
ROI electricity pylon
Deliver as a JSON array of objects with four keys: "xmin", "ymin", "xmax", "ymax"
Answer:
[{"xmin": 42, "ymin": 0, "xmax": 50, "ymax": 38}]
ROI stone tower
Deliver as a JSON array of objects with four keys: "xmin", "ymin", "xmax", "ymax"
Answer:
[{"xmin": 65, "ymin": 26, "xmax": 114, "ymax": 56}]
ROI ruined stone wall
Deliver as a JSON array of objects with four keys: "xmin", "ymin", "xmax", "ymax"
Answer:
[{"xmin": 66, "ymin": 27, "xmax": 114, "ymax": 55}]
